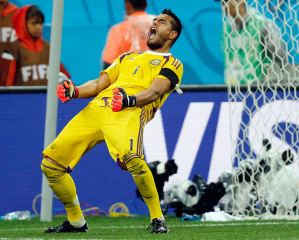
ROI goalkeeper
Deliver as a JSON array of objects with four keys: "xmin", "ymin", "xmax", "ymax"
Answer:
[{"xmin": 41, "ymin": 9, "xmax": 183, "ymax": 235}]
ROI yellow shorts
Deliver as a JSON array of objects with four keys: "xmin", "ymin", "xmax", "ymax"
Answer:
[{"xmin": 43, "ymin": 97, "xmax": 146, "ymax": 170}]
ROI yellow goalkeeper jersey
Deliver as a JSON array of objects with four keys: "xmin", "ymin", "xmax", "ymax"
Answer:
[{"xmin": 97, "ymin": 50, "xmax": 184, "ymax": 122}]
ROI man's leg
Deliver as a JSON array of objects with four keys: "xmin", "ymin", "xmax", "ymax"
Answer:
[
  {"xmin": 41, "ymin": 102, "xmax": 105, "ymax": 233},
  {"xmin": 102, "ymin": 108, "xmax": 169, "ymax": 233},
  {"xmin": 124, "ymin": 154, "xmax": 169, "ymax": 233},
  {"xmin": 103, "ymin": 107, "xmax": 168, "ymax": 233},
  {"xmin": 41, "ymin": 158, "xmax": 88, "ymax": 233},
  {"xmin": 124, "ymin": 154, "xmax": 163, "ymax": 220}
]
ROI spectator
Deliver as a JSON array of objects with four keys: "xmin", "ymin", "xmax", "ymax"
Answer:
[
  {"xmin": 0, "ymin": 0, "xmax": 18, "ymax": 85},
  {"xmin": 101, "ymin": 0, "xmax": 154, "ymax": 69},
  {"xmin": 217, "ymin": 0, "xmax": 288, "ymax": 84},
  {"xmin": 0, "ymin": 5, "xmax": 70, "ymax": 86}
]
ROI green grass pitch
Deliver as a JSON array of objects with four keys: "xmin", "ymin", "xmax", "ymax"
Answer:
[{"xmin": 1, "ymin": 215, "xmax": 299, "ymax": 239}]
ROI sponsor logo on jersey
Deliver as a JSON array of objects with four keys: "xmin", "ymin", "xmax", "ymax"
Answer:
[{"xmin": 149, "ymin": 59, "xmax": 161, "ymax": 66}]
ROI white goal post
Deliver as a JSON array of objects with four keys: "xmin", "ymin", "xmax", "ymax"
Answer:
[
  {"xmin": 220, "ymin": 0, "xmax": 299, "ymax": 219},
  {"xmin": 40, "ymin": 0, "xmax": 65, "ymax": 222}
]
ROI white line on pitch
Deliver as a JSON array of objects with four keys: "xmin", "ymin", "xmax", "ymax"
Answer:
[{"xmin": 1, "ymin": 221, "xmax": 299, "ymax": 232}]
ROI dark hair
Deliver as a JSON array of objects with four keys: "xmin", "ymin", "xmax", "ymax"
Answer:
[
  {"xmin": 161, "ymin": 9, "xmax": 182, "ymax": 46},
  {"xmin": 125, "ymin": 0, "xmax": 147, "ymax": 11},
  {"xmin": 26, "ymin": 5, "xmax": 44, "ymax": 23}
]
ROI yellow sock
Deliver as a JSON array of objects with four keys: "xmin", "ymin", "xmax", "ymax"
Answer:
[
  {"xmin": 41, "ymin": 159, "xmax": 85, "ymax": 226},
  {"xmin": 134, "ymin": 172, "xmax": 163, "ymax": 220},
  {"xmin": 126, "ymin": 157, "xmax": 163, "ymax": 220}
]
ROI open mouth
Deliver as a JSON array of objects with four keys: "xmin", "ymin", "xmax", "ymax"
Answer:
[{"xmin": 148, "ymin": 27, "xmax": 157, "ymax": 39}]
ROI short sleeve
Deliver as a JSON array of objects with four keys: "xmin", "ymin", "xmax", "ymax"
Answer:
[
  {"xmin": 156, "ymin": 58, "xmax": 183, "ymax": 89},
  {"xmin": 100, "ymin": 57, "xmax": 120, "ymax": 84}
]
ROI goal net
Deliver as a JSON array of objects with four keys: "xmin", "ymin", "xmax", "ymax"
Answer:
[{"xmin": 220, "ymin": 0, "xmax": 299, "ymax": 219}]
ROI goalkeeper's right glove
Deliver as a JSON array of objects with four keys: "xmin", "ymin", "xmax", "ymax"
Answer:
[{"xmin": 56, "ymin": 79, "xmax": 79, "ymax": 103}]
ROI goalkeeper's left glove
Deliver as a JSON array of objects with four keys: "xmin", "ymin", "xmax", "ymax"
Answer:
[
  {"xmin": 111, "ymin": 87, "xmax": 136, "ymax": 112},
  {"xmin": 56, "ymin": 79, "xmax": 79, "ymax": 103}
]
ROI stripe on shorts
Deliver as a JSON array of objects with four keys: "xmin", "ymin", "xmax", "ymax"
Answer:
[{"xmin": 137, "ymin": 109, "xmax": 145, "ymax": 156}]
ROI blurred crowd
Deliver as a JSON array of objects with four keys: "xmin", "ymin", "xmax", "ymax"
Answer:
[{"xmin": 0, "ymin": 0, "xmax": 289, "ymax": 86}]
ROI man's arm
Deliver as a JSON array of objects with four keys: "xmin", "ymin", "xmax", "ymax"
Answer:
[
  {"xmin": 57, "ymin": 72, "xmax": 111, "ymax": 103},
  {"xmin": 77, "ymin": 73, "xmax": 111, "ymax": 98},
  {"xmin": 112, "ymin": 58, "xmax": 182, "ymax": 112},
  {"xmin": 1, "ymin": 52, "xmax": 16, "ymax": 86},
  {"xmin": 135, "ymin": 77, "xmax": 171, "ymax": 107},
  {"xmin": 111, "ymin": 78, "xmax": 171, "ymax": 112}
]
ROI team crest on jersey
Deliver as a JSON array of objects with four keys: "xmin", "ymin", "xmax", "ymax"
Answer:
[{"xmin": 149, "ymin": 59, "xmax": 161, "ymax": 66}]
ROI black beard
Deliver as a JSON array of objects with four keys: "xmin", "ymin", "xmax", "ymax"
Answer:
[{"xmin": 147, "ymin": 38, "xmax": 164, "ymax": 50}]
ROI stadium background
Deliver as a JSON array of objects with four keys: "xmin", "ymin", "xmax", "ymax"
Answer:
[
  {"xmin": 0, "ymin": 0, "xmax": 298, "ymax": 217},
  {"xmin": 8, "ymin": 0, "xmax": 299, "ymax": 85}
]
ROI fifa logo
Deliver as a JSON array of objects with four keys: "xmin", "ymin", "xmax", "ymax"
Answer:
[
  {"xmin": 21, "ymin": 64, "xmax": 48, "ymax": 82},
  {"xmin": 0, "ymin": 27, "xmax": 17, "ymax": 43}
]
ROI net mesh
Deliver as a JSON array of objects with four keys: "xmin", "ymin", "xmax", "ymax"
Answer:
[{"xmin": 220, "ymin": 0, "xmax": 299, "ymax": 219}]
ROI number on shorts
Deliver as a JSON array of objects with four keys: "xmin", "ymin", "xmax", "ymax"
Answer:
[{"xmin": 130, "ymin": 139, "xmax": 133, "ymax": 151}]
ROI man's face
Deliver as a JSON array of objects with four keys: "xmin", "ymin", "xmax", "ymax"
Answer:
[
  {"xmin": 27, "ymin": 17, "xmax": 43, "ymax": 38},
  {"xmin": 147, "ymin": 14, "xmax": 176, "ymax": 50}
]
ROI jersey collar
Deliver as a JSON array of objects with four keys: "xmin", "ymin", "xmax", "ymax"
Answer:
[{"xmin": 146, "ymin": 50, "xmax": 172, "ymax": 56}]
